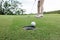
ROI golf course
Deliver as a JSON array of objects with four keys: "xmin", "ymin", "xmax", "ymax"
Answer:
[{"xmin": 0, "ymin": 14, "xmax": 60, "ymax": 40}]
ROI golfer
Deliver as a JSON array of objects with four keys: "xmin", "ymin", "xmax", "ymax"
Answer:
[{"xmin": 36, "ymin": 0, "xmax": 44, "ymax": 17}]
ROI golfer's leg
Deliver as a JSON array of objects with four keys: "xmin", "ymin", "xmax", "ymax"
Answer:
[
  {"xmin": 40, "ymin": 5, "xmax": 44, "ymax": 15},
  {"xmin": 37, "ymin": 0, "xmax": 40, "ymax": 15},
  {"xmin": 36, "ymin": 0, "xmax": 44, "ymax": 17},
  {"xmin": 40, "ymin": 0, "xmax": 44, "ymax": 14}
]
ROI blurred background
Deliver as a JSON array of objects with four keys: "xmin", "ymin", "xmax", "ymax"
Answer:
[{"xmin": 0, "ymin": 0, "xmax": 60, "ymax": 15}]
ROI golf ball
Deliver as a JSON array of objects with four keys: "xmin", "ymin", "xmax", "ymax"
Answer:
[{"xmin": 31, "ymin": 22, "xmax": 36, "ymax": 26}]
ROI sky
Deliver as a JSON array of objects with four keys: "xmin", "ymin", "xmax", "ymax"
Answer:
[
  {"xmin": 18, "ymin": 0, "xmax": 60, "ymax": 13},
  {"xmin": 1, "ymin": 0, "xmax": 60, "ymax": 13}
]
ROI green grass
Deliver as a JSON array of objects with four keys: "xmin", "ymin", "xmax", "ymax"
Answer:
[{"xmin": 0, "ymin": 14, "xmax": 60, "ymax": 40}]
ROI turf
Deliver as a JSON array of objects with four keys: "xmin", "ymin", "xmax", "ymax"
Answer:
[{"xmin": 0, "ymin": 14, "xmax": 60, "ymax": 40}]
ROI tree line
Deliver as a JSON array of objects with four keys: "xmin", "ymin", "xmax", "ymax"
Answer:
[{"xmin": 0, "ymin": 0, "xmax": 25, "ymax": 15}]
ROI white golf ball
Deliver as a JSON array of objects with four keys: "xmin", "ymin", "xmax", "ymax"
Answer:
[{"xmin": 31, "ymin": 22, "xmax": 36, "ymax": 26}]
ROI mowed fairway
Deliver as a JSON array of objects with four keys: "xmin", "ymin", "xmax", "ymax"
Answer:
[{"xmin": 0, "ymin": 14, "xmax": 60, "ymax": 40}]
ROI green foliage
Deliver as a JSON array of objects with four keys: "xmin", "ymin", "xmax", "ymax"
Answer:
[
  {"xmin": 4, "ymin": 1, "xmax": 11, "ymax": 8},
  {"xmin": 0, "ymin": 0, "xmax": 26, "ymax": 15},
  {"xmin": 0, "ymin": 0, "xmax": 4, "ymax": 15},
  {"xmin": 21, "ymin": 9, "xmax": 26, "ymax": 15},
  {"xmin": 15, "ymin": 10, "xmax": 21, "ymax": 15}
]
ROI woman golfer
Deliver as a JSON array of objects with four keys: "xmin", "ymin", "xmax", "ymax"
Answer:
[{"xmin": 36, "ymin": 0, "xmax": 44, "ymax": 18}]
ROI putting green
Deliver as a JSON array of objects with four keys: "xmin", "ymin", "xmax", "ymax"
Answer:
[{"xmin": 0, "ymin": 14, "xmax": 60, "ymax": 40}]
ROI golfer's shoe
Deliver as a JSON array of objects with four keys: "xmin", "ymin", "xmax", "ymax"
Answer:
[{"xmin": 35, "ymin": 14, "xmax": 43, "ymax": 18}]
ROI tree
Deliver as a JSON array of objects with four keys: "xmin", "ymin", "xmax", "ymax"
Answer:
[
  {"xmin": 15, "ymin": 10, "xmax": 21, "ymax": 15},
  {"xmin": 0, "ymin": 0, "xmax": 4, "ymax": 15},
  {"xmin": 3, "ymin": 1, "xmax": 12, "ymax": 15},
  {"xmin": 9, "ymin": 0, "xmax": 22, "ymax": 15},
  {"xmin": 21, "ymin": 9, "xmax": 26, "ymax": 15},
  {"xmin": 0, "ymin": 0, "xmax": 26, "ymax": 15}
]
